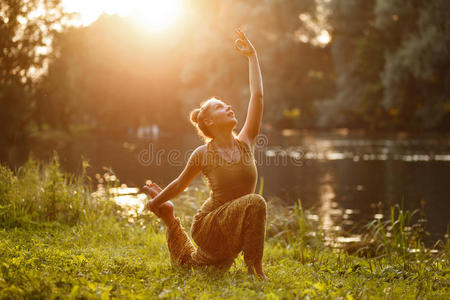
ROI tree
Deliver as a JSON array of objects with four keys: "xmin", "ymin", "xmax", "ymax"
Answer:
[
  {"xmin": 316, "ymin": 0, "xmax": 380, "ymax": 129},
  {"xmin": 375, "ymin": 0, "xmax": 450, "ymax": 129},
  {"xmin": 179, "ymin": 0, "xmax": 333, "ymax": 130},
  {"xmin": 36, "ymin": 15, "xmax": 186, "ymax": 135},
  {"xmin": 37, "ymin": 0, "xmax": 333, "ymax": 136},
  {"xmin": 317, "ymin": 0, "xmax": 450, "ymax": 130},
  {"xmin": 0, "ymin": 0, "xmax": 68, "ymax": 161}
]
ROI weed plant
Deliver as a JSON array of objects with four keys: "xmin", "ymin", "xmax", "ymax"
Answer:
[{"xmin": 0, "ymin": 156, "xmax": 119, "ymax": 228}]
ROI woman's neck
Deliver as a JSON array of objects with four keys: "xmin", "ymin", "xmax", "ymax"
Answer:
[{"xmin": 212, "ymin": 133, "xmax": 235, "ymax": 149}]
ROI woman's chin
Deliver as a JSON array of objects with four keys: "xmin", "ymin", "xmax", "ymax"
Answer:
[{"xmin": 217, "ymin": 118, "xmax": 237, "ymax": 130}]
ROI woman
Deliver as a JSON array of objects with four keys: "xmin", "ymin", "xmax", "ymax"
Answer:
[{"xmin": 143, "ymin": 29, "xmax": 266, "ymax": 278}]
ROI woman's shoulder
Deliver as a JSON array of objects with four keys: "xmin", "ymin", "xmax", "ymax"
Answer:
[
  {"xmin": 198, "ymin": 143, "xmax": 211, "ymax": 153},
  {"xmin": 191, "ymin": 143, "xmax": 215, "ymax": 173},
  {"xmin": 191, "ymin": 144, "xmax": 208, "ymax": 159},
  {"xmin": 189, "ymin": 144, "xmax": 209, "ymax": 168}
]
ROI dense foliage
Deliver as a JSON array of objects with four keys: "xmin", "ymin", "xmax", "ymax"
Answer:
[
  {"xmin": 320, "ymin": 0, "xmax": 450, "ymax": 130},
  {"xmin": 0, "ymin": 0, "xmax": 68, "ymax": 160},
  {"xmin": 2, "ymin": 0, "xmax": 450, "ymax": 160}
]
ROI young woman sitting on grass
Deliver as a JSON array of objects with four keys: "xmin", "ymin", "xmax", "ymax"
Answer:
[{"xmin": 143, "ymin": 29, "xmax": 266, "ymax": 278}]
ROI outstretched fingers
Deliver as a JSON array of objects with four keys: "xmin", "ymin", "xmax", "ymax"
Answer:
[
  {"xmin": 143, "ymin": 185, "xmax": 158, "ymax": 198},
  {"xmin": 148, "ymin": 182, "xmax": 162, "ymax": 192},
  {"xmin": 234, "ymin": 39, "xmax": 245, "ymax": 51},
  {"xmin": 235, "ymin": 28, "xmax": 247, "ymax": 40},
  {"xmin": 143, "ymin": 181, "xmax": 162, "ymax": 197},
  {"xmin": 233, "ymin": 29, "xmax": 254, "ymax": 56}
]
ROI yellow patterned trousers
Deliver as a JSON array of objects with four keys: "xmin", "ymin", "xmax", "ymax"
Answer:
[{"xmin": 166, "ymin": 194, "xmax": 267, "ymax": 269}]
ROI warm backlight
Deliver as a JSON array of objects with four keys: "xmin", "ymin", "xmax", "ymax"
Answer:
[
  {"xmin": 132, "ymin": 0, "xmax": 183, "ymax": 32},
  {"xmin": 62, "ymin": 0, "xmax": 183, "ymax": 31}
]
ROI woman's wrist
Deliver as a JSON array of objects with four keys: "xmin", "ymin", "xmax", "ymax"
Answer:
[{"xmin": 152, "ymin": 198, "xmax": 163, "ymax": 207}]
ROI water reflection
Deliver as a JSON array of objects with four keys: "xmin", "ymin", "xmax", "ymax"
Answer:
[
  {"xmin": 265, "ymin": 136, "xmax": 450, "ymax": 162},
  {"xmin": 261, "ymin": 133, "xmax": 450, "ymax": 246},
  {"xmin": 36, "ymin": 132, "xmax": 449, "ymax": 243},
  {"xmin": 265, "ymin": 148, "xmax": 450, "ymax": 162},
  {"xmin": 318, "ymin": 172, "xmax": 336, "ymax": 231},
  {"xmin": 318, "ymin": 171, "xmax": 362, "ymax": 248},
  {"xmin": 113, "ymin": 193, "xmax": 146, "ymax": 213},
  {"xmin": 93, "ymin": 183, "xmax": 147, "ymax": 221}
]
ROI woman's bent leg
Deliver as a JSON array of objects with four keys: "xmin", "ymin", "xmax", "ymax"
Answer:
[
  {"xmin": 195, "ymin": 194, "xmax": 267, "ymax": 276},
  {"xmin": 154, "ymin": 201, "xmax": 197, "ymax": 266},
  {"xmin": 166, "ymin": 217, "xmax": 197, "ymax": 266},
  {"xmin": 164, "ymin": 194, "xmax": 267, "ymax": 273},
  {"xmin": 166, "ymin": 217, "xmax": 234, "ymax": 268},
  {"xmin": 239, "ymin": 194, "xmax": 267, "ymax": 275}
]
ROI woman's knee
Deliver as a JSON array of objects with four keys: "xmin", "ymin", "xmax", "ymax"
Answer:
[{"xmin": 246, "ymin": 194, "xmax": 267, "ymax": 214}]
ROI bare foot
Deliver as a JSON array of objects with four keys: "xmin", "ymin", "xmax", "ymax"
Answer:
[
  {"xmin": 143, "ymin": 184, "xmax": 176, "ymax": 227},
  {"xmin": 158, "ymin": 200, "xmax": 176, "ymax": 226},
  {"xmin": 255, "ymin": 270, "xmax": 267, "ymax": 279},
  {"xmin": 248, "ymin": 263, "xmax": 267, "ymax": 279}
]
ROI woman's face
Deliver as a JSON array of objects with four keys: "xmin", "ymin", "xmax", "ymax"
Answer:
[{"xmin": 205, "ymin": 99, "xmax": 237, "ymax": 128}]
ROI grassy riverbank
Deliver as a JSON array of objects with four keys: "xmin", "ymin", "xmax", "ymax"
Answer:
[{"xmin": 0, "ymin": 158, "xmax": 449, "ymax": 299}]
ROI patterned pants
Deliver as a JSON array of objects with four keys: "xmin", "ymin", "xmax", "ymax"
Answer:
[{"xmin": 165, "ymin": 194, "xmax": 267, "ymax": 269}]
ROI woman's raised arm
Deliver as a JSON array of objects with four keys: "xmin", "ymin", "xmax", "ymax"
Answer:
[{"xmin": 235, "ymin": 29, "xmax": 264, "ymax": 148}]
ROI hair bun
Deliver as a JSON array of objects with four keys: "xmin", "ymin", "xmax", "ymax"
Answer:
[{"xmin": 190, "ymin": 108, "xmax": 201, "ymax": 124}]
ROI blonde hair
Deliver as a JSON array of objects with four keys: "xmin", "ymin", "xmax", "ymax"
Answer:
[{"xmin": 190, "ymin": 98, "xmax": 216, "ymax": 142}]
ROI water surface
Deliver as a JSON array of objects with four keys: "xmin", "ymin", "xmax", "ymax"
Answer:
[{"xmin": 30, "ymin": 131, "xmax": 450, "ymax": 242}]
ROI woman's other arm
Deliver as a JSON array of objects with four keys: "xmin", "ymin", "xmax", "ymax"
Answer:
[
  {"xmin": 235, "ymin": 30, "xmax": 264, "ymax": 149},
  {"xmin": 145, "ymin": 146, "xmax": 204, "ymax": 214}
]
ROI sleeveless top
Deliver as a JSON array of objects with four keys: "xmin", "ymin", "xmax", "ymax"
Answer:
[{"xmin": 196, "ymin": 138, "xmax": 258, "ymax": 215}]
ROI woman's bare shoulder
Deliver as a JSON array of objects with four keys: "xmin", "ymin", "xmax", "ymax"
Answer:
[
  {"xmin": 194, "ymin": 144, "xmax": 208, "ymax": 154},
  {"xmin": 186, "ymin": 144, "xmax": 209, "ymax": 170},
  {"xmin": 189, "ymin": 144, "xmax": 208, "ymax": 163}
]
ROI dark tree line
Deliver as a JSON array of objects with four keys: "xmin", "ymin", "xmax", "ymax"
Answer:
[
  {"xmin": 2, "ymin": 0, "xmax": 450, "ymax": 162},
  {"xmin": 320, "ymin": 0, "xmax": 450, "ymax": 130},
  {"xmin": 1, "ymin": 0, "xmax": 67, "ymax": 160}
]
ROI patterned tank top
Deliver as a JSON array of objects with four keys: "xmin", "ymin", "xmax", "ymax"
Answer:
[{"xmin": 197, "ymin": 138, "xmax": 258, "ymax": 214}]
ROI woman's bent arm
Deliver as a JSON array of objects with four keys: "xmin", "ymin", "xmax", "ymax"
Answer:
[{"xmin": 147, "ymin": 147, "xmax": 203, "ymax": 208}]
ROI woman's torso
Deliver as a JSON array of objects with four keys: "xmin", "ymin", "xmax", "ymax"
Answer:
[{"xmin": 196, "ymin": 138, "xmax": 258, "ymax": 215}]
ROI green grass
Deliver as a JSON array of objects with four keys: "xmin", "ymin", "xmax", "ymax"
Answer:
[
  {"xmin": 0, "ymin": 157, "xmax": 449, "ymax": 299},
  {"xmin": 0, "ymin": 156, "xmax": 119, "ymax": 228}
]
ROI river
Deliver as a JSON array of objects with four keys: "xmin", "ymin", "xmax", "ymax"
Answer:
[{"xmin": 29, "ymin": 130, "xmax": 450, "ymax": 243}]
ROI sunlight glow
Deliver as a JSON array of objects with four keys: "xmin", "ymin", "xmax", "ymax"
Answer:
[
  {"xmin": 317, "ymin": 30, "xmax": 331, "ymax": 45},
  {"xmin": 62, "ymin": 0, "xmax": 183, "ymax": 31},
  {"xmin": 132, "ymin": 0, "xmax": 183, "ymax": 32}
]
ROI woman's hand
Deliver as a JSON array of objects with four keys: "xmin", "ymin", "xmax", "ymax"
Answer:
[
  {"xmin": 143, "ymin": 182, "xmax": 162, "ymax": 198},
  {"xmin": 234, "ymin": 29, "xmax": 256, "ymax": 57}
]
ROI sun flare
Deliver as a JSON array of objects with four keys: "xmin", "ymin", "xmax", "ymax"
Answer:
[
  {"xmin": 62, "ymin": 0, "xmax": 183, "ymax": 31},
  {"xmin": 131, "ymin": 0, "xmax": 183, "ymax": 32}
]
